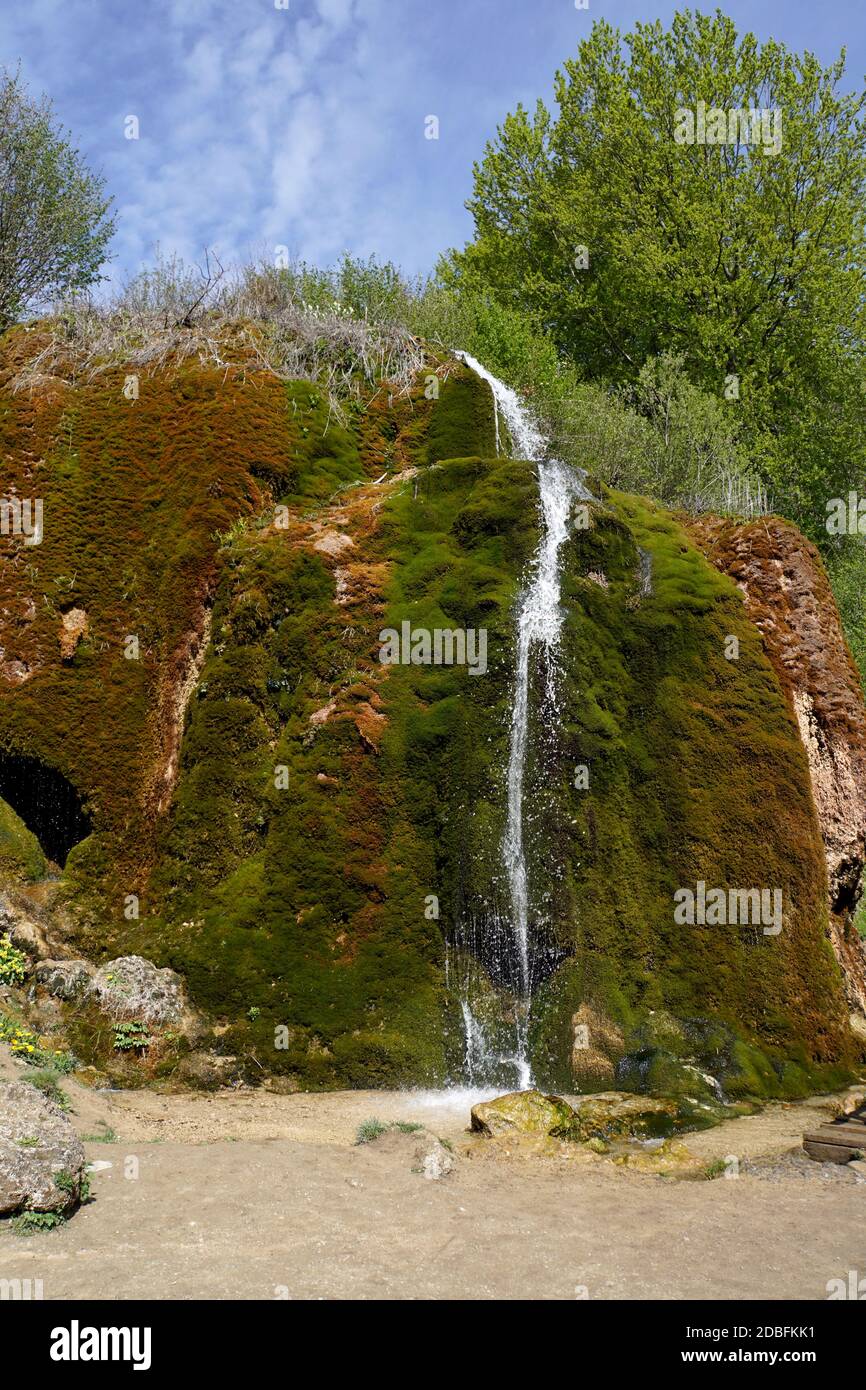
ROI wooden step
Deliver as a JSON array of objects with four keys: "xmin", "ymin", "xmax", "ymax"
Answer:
[
  {"xmin": 803, "ymin": 1120, "xmax": 866, "ymax": 1164},
  {"xmin": 806, "ymin": 1120, "xmax": 866, "ymax": 1140}
]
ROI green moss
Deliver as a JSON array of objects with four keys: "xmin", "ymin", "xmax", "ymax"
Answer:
[
  {"xmin": 0, "ymin": 796, "xmax": 46, "ymax": 882},
  {"xmin": 425, "ymin": 365, "xmax": 498, "ymax": 464},
  {"xmin": 0, "ymin": 346, "xmax": 856, "ymax": 1094},
  {"xmin": 528, "ymin": 490, "xmax": 855, "ymax": 1089}
]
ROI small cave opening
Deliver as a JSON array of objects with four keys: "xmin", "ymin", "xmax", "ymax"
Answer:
[{"xmin": 0, "ymin": 754, "xmax": 92, "ymax": 867}]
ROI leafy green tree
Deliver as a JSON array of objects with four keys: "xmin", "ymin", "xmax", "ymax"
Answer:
[
  {"xmin": 446, "ymin": 9, "xmax": 866, "ymax": 535},
  {"xmin": 0, "ymin": 67, "xmax": 114, "ymax": 329}
]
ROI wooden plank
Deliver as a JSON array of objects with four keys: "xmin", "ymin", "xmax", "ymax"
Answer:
[
  {"xmin": 804, "ymin": 1122, "xmax": 866, "ymax": 1143},
  {"xmin": 803, "ymin": 1139, "xmax": 862, "ymax": 1164}
]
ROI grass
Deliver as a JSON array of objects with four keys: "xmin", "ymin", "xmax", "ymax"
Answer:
[
  {"xmin": 80, "ymin": 1123, "xmax": 118, "ymax": 1143},
  {"xmin": 355, "ymin": 1117, "xmax": 425, "ymax": 1145},
  {"xmin": 24, "ymin": 1069, "xmax": 71, "ymax": 1111}
]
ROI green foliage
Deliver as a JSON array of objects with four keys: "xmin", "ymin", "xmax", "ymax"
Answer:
[
  {"xmin": 0, "ymin": 66, "xmax": 114, "ymax": 327},
  {"xmin": 355, "ymin": 1117, "xmax": 389, "ymax": 1144},
  {"xmin": 0, "ymin": 932, "xmax": 27, "ymax": 985},
  {"xmin": 54, "ymin": 1169, "xmax": 90, "ymax": 1204},
  {"xmin": 449, "ymin": 10, "xmax": 866, "ymax": 537},
  {"xmin": 824, "ymin": 538, "xmax": 866, "ymax": 684},
  {"xmin": 355, "ymin": 1117, "xmax": 424, "ymax": 1144},
  {"xmin": 112, "ymin": 1021, "xmax": 151, "ymax": 1052},
  {"xmin": 702, "ymin": 1159, "xmax": 728, "ymax": 1180},
  {"xmin": 11, "ymin": 1209, "xmax": 66, "ymax": 1236}
]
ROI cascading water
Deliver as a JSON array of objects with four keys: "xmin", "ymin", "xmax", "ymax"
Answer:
[{"xmin": 453, "ymin": 352, "xmax": 592, "ymax": 1089}]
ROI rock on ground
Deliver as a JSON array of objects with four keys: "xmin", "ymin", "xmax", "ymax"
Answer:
[
  {"xmin": 0, "ymin": 1080, "xmax": 86, "ymax": 1215},
  {"xmin": 470, "ymin": 1090, "xmax": 575, "ymax": 1138},
  {"xmin": 471, "ymin": 1089, "xmax": 680, "ymax": 1143},
  {"xmin": 35, "ymin": 958, "xmax": 93, "ymax": 1001},
  {"xmin": 86, "ymin": 955, "xmax": 186, "ymax": 1027}
]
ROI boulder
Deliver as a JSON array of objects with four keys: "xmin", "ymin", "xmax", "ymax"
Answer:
[
  {"xmin": 35, "ymin": 958, "xmax": 93, "ymax": 1001},
  {"xmin": 0, "ymin": 1080, "xmax": 86, "ymax": 1214},
  {"xmin": 0, "ymin": 895, "xmax": 52, "ymax": 961},
  {"xmin": 570, "ymin": 1092, "xmax": 679, "ymax": 1141},
  {"xmin": 86, "ymin": 955, "xmax": 186, "ymax": 1027},
  {"xmin": 470, "ymin": 1089, "xmax": 575, "ymax": 1138}
]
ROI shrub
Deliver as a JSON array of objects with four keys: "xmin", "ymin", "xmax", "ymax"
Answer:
[{"xmin": 0, "ymin": 934, "xmax": 27, "ymax": 985}]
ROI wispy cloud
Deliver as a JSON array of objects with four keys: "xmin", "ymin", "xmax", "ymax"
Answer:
[{"xmin": 0, "ymin": 0, "xmax": 860, "ymax": 284}]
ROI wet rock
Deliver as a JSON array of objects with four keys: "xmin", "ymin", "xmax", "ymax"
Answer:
[
  {"xmin": 633, "ymin": 1008, "xmax": 689, "ymax": 1054},
  {"xmin": 571, "ymin": 1003, "xmax": 624, "ymax": 1090},
  {"xmin": 612, "ymin": 1139, "xmax": 705, "ymax": 1178},
  {"xmin": 0, "ymin": 1080, "xmax": 86, "ymax": 1214},
  {"xmin": 35, "ymin": 958, "xmax": 93, "ymax": 1001},
  {"xmin": 470, "ymin": 1089, "xmax": 575, "ymax": 1138},
  {"xmin": 617, "ymin": 1048, "xmax": 720, "ymax": 1103},
  {"xmin": 570, "ymin": 1092, "xmax": 680, "ymax": 1141},
  {"xmin": 86, "ymin": 955, "xmax": 186, "ymax": 1027}
]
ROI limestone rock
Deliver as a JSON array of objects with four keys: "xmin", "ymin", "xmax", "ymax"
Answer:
[
  {"xmin": 59, "ymin": 607, "xmax": 88, "ymax": 661},
  {"xmin": 688, "ymin": 514, "xmax": 866, "ymax": 1016},
  {"xmin": 612, "ymin": 1138, "xmax": 705, "ymax": 1178},
  {"xmin": 413, "ymin": 1134, "xmax": 454, "ymax": 1180},
  {"xmin": 35, "ymin": 958, "xmax": 93, "ymax": 1001},
  {"xmin": 0, "ymin": 895, "xmax": 52, "ymax": 961},
  {"xmin": 570, "ymin": 1091, "xmax": 679, "ymax": 1141},
  {"xmin": 0, "ymin": 1080, "xmax": 86, "ymax": 1214},
  {"xmin": 86, "ymin": 955, "xmax": 186, "ymax": 1027},
  {"xmin": 470, "ymin": 1089, "xmax": 574, "ymax": 1138},
  {"xmin": 571, "ymin": 1003, "xmax": 624, "ymax": 1090}
]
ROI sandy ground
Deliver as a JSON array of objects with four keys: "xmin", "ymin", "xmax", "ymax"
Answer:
[{"xmin": 1, "ymin": 1054, "xmax": 864, "ymax": 1301}]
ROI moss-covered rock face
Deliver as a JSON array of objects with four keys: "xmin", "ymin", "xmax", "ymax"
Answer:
[
  {"xmin": 0, "ymin": 339, "xmax": 860, "ymax": 1094},
  {"xmin": 528, "ymin": 493, "xmax": 858, "ymax": 1096}
]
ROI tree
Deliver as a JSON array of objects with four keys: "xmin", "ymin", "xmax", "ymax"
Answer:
[
  {"xmin": 446, "ymin": 9, "xmax": 866, "ymax": 535},
  {"xmin": 0, "ymin": 67, "xmax": 114, "ymax": 329}
]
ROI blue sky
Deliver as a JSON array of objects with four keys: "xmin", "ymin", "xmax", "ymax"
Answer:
[{"xmin": 1, "ymin": 0, "xmax": 863, "ymax": 287}]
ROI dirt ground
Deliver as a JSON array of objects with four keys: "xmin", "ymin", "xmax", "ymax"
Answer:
[{"xmin": 1, "ymin": 1055, "xmax": 864, "ymax": 1301}]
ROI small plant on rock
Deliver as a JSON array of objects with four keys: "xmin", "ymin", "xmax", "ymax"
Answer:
[{"xmin": 112, "ymin": 1020, "xmax": 152, "ymax": 1053}]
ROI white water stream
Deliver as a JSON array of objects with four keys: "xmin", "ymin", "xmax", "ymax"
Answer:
[{"xmin": 455, "ymin": 352, "xmax": 591, "ymax": 1089}]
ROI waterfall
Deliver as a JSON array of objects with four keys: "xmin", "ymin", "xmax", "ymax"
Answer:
[{"xmin": 454, "ymin": 352, "xmax": 591, "ymax": 1089}]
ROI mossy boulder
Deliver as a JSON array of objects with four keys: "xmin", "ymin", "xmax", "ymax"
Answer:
[
  {"xmin": 568, "ymin": 1092, "xmax": 680, "ymax": 1141},
  {"xmin": 470, "ymin": 1090, "xmax": 575, "ymax": 1138}
]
